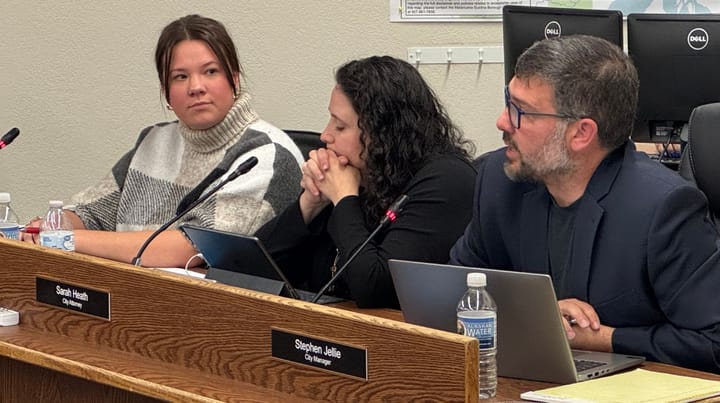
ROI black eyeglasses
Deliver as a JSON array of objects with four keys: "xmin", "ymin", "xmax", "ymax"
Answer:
[{"xmin": 504, "ymin": 86, "xmax": 580, "ymax": 129}]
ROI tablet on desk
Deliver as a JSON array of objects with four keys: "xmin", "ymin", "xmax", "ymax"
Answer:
[{"xmin": 180, "ymin": 224, "xmax": 342, "ymax": 304}]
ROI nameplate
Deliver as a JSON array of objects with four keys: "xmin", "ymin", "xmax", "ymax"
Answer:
[
  {"xmin": 271, "ymin": 328, "xmax": 368, "ymax": 380},
  {"xmin": 36, "ymin": 277, "xmax": 111, "ymax": 320}
]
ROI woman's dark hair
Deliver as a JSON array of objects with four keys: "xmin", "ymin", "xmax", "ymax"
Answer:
[
  {"xmin": 155, "ymin": 14, "xmax": 242, "ymax": 103},
  {"xmin": 335, "ymin": 56, "xmax": 474, "ymax": 222}
]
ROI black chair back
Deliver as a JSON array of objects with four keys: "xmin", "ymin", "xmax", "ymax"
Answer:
[
  {"xmin": 283, "ymin": 129, "xmax": 323, "ymax": 160},
  {"xmin": 679, "ymin": 102, "xmax": 720, "ymax": 223}
]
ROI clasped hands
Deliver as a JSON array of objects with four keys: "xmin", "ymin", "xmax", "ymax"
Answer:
[
  {"xmin": 559, "ymin": 298, "xmax": 615, "ymax": 352},
  {"xmin": 298, "ymin": 148, "xmax": 361, "ymax": 223}
]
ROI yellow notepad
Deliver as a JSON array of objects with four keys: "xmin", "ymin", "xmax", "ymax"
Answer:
[{"xmin": 520, "ymin": 368, "xmax": 720, "ymax": 403}]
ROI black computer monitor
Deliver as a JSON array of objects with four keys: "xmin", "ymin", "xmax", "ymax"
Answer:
[
  {"xmin": 502, "ymin": 5, "xmax": 623, "ymax": 84},
  {"xmin": 628, "ymin": 14, "xmax": 720, "ymax": 143}
]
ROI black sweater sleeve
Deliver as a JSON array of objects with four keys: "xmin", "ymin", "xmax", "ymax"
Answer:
[
  {"xmin": 256, "ymin": 155, "xmax": 476, "ymax": 308},
  {"xmin": 254, "ymin": 197, "xmax": 333, "ymax": 287},
  {"xmin": 327, "ymin": 156, "xmax": 476, "ymax": 308}
]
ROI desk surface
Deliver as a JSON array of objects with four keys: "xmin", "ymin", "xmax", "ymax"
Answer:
[
  {"xmin": 4, "ymin": 325, "xmax": 717, "ymax": 402},
  {"xmin": 338, "ymin": 303, "xmax": 720, "ymax": 401},
  {"xmin": 636, "ymin": 141, "xmax": 682, "ymax": 169},
  {"xmin": 1, "ymin": 239, "xmax": 719, "ymax": 402}
]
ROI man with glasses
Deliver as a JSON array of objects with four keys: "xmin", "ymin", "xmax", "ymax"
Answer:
[{"xmin": 450, "ymin": 35, "xmax": 720, "ymax": 373}]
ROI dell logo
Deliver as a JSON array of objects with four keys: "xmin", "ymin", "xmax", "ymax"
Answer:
[
  {"xmin": 688, "ymin": 28, "xmax": 709, "ymax": 50},
  {"xmin": 544, "ymin": 21, "xmax": 562, "ymax": 39}
]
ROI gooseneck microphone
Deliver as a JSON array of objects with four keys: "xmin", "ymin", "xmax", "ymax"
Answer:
[
  {"xmin": 131, "ymin": 156, "xmax": 259, "ymax": 266},
  {"xmin": 311, "ymin": 194, "xmax": 409, "ymax": 303},
  {"xmin": 0, "ymin": 128, "xmax": 20, "ymax": 149}
]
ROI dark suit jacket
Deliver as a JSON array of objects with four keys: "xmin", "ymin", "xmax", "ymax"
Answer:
[{"xmin": 450, "ymin": 142, "xmax": 720, "ymax": 373}]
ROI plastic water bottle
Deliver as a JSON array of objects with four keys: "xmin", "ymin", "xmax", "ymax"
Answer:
[
  {"xmin": 0, "ymin": 192, "xmax": 20, "ymax": 240},
  {"xmin": 39, "ymin": 200, "xmax": 75, "ymax": 251},
  {"xmin": 457, "ymin": 272, "xmax": 497, "ymax": 399}
]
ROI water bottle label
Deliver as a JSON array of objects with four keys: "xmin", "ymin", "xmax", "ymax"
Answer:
[
  {"xmin": 0, "ymin": 225, "xmax": 20, "ymax": 240},
  {"xmin": 40, "ymin": 231, "xmax": 75, "ymax": 251},
  {"xmin": 458, "ymin": 311, "xmax": 496, "ymax": 349},
  {"xmin": 63, "ymin": 235, "xmax": 75, "ymax": 251}
]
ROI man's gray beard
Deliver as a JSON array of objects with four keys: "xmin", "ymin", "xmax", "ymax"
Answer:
[
  {"xmin": 502, "ymin": 123, "xmax": 574, "ymax": 183},
  {"xmin": 504, "ymin": 159, "xmax": 539, "ymax": 183}
]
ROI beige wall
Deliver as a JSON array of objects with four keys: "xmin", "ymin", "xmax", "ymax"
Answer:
[{"xmin": 0, "ymin": 1, "xmax": 506, "ymax": 221}]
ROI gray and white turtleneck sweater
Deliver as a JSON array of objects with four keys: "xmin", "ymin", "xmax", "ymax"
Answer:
[{"xmin": 71, "ymin": 90, "xmax": 303, "ymax": 236}]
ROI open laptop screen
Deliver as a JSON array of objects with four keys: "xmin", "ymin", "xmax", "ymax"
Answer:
[{"xmin": 389, "ymin": 259, "xmax": 644, "ymax": 383}]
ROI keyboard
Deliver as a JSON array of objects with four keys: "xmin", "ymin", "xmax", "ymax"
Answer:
[
  {"xmin": 295, "ymin": 289, "xmax": 345, "ymax": 305},
  {"xmin": 574, "ymin": 358, "xmax": 605, "ymax": 372}
]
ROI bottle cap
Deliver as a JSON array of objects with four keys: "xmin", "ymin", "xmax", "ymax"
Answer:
[
  {"xmin": 467, "ymin": 272, "xmax": 486, "ymax": 287},
  {"xmin": 49, "ymin": 200, "xmax": 63, "ymax": 208},
  {"xmin": 0, "ymin": 193, "xmax": 9, "ymax": 203}
]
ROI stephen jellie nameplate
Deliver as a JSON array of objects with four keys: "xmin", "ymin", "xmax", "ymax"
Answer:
[{"xmin": 271, "ymin": 328, "xmax": 368, "ymax": 380}]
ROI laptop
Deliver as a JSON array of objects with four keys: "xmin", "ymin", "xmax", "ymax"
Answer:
[
  {"xmin": 388, "ymin": 259, "xmax": 645, "ymax": 384},
  {"xmin": 180, "ymin": 224, "xmax": 342, "ymax": 304}
]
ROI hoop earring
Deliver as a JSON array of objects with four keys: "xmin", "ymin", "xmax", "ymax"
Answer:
[{"xmin": 166, "ymin": 103, "xmax": 173, "ymax": 111}]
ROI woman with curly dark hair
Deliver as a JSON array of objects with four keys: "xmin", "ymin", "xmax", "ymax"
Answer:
[{"xmin": 256, "ymin": 55, "xmax": 476, "ymax": 308}]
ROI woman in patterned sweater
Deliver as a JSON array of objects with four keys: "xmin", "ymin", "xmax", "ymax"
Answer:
[{"xmin": 22, "ymin": 15, "xmax": 303, "ymax": 267}]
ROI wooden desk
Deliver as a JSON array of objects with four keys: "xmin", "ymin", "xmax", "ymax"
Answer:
[
  {"xmin": 339, "ymin": 300, "xmax": 720, "ymax": 401},
  {"xmin": 0, "ymin": 239, "xmax": 477, "ymax": 402},
  {"xmin": 1, "ymin": 239, "xmax": 719, "ymax": 402}
]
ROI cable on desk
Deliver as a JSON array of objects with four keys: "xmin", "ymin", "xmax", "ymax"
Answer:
[{"xmin": 184, "ymin": 253, "xmax": 207, "ymax": 277}]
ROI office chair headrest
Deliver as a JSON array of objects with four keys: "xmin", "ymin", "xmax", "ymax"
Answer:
[{"xmin": 687, "ymin": 102, "xmax": 720, "ymax": 216}]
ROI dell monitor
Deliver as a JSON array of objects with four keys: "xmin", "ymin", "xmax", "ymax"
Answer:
[
  {"xmin": 628, "ymin": 14, "xmax": 720, "ymax": 143},
  {"xmin": 502, "ymin": 5, "xmax": 623, "ymax": 84}
]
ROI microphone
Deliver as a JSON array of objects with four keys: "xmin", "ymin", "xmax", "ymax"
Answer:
[
  {"xmin": 311, "ymin": 194, "xmax": 409, "ymax": 303},
  {"xmin": 0, "ymin": 128, "xmax": 20, "ymax": 149},
  {"xmin": 131, "ymin": 156, "xmax": 259, "ymax": 266}
]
